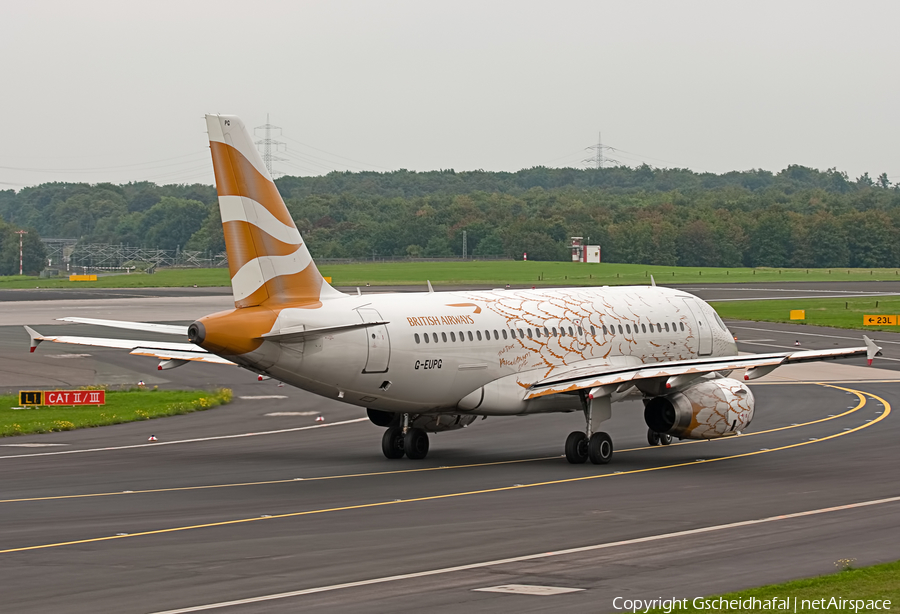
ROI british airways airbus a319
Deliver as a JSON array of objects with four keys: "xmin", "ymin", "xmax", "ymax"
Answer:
[{"xmin": 25, "ymin": 115, "xmax": 882, "ymax": 464}]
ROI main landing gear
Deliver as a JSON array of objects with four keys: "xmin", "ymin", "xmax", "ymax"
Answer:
[
  {"xmin": 647, "ymin": 428, "xmax": 672, "ymax": 446},
  {"xmin": 381, "ymin": 414, "xmax": 430, "ymax": 460},
  {"xmin": 565, "ymin": 391, "xmax": 614, "ymax": 464}
]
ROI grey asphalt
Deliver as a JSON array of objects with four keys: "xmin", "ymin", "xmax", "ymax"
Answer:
[{"xmin": 0, "ymin": 287, "xmax": 898, "ymax": 613}]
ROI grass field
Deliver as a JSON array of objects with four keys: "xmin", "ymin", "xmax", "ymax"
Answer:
[
  {"xmin": 711, "ymin": 296, "xmax": 900, "ymax": 332},
  {"xmin": 0, "ymin": 387, "xmax": 232, "ymax": 437},
  {"xmin": 648, "ymin": 560, "xmax": 898, "ymax": 613},
  {"xmin": 6, "ymin": 262, "xmax": 900, "ymax": 289}
]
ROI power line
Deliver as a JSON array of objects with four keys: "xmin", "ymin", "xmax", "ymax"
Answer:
[
  {"xmin": 254, "ymin": 114, "xmax": 287, "ymax": 178},
  {"xmin": 583, "ymin": 131, "xmax": 619, "ymax": 169}
]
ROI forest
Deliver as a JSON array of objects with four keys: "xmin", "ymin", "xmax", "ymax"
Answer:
[{"xmin": 0, "ymin": 163, "xmax": 897, "ymax": 275}]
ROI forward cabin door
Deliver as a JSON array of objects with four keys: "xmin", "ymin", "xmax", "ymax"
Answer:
[
  {"xmin": 358, "ymin": 307, "xmax": 390, "ymax": 373},
  {"xmin": 683, "ymin": 299, "xmax": 713, "ymax": 356}
]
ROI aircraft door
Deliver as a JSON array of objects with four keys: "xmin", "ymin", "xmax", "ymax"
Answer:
[
  {"xmin": 358, "ymin": 307, "xmax": 391, "ymax": 373},
  {"xmin": 683, "ymin": 299, "xmax": 712, "ymax": 356}
]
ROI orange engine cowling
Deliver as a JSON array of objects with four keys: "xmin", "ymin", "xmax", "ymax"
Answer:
[{"xmin": 643, "ymin": 378, "xmax": 755, "ymax": 440}]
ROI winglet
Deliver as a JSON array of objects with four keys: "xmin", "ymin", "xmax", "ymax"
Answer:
[
  {"xmin": 24, "ymin": 326, "xmax": 43, "ymax": 353},
  {"xmin": 863, "ymin": 335, "xmax": 882, "ymax": 366},
  {"xmin": 650, "ymin": 275, "xmax": 656, "ymax": 287},
  {"xmin": 427, "ymin": 280, "xmax": 434, "ymax": 293}
]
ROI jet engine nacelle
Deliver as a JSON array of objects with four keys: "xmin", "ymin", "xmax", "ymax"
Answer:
[{"xmin": 643, "ymin": 378, "xmax": 755, "ymax": 440}]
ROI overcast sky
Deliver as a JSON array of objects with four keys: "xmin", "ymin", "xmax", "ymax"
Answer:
[{"xmin": 2, "ymin": 0, "xmax": 898, "ymax": 189}]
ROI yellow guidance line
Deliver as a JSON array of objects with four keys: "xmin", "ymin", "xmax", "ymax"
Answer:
[
  {"xmin": 0, "ymin": 384, "xmax": 869, "ymax": 505},
  {"xmin": 0, "ymin": 385, "xmax": 887, "ymax": 556}
]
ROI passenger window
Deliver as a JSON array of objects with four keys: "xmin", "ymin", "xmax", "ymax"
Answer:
[
  {"xmin": 577, "ymin": 326, "xmax": 583, "ymax": 335},
  {"xmin": 568, "ymin": 326, "xmax": 574, "ymax": 336},
  {"xmin": 552, "ymin": 327, "xmax": 558, "ymax": 336},
  {"xmin": 656, "ymin": 323, "xmax": 662, "ymax": 332},
  {"xmin": 544, "ymin": 327, "xmax": 550, "ymax": 336},
  {"xmin": 617, "ymin": 325, "xmax": 623, "ymax": 334},
  {"xmin": 468, "ymin": 331, "xmax": 474, "ymax": 341},
  {"xmin": 414, "ymin": 333, "xmax": 420, "ymax": 344},
  {"xmin": 441, "ymin": 332, "xmax": 447, "ymax": 342},
  {"xmin": 518, "ymin": 328, "xmax": 525, "ymax": 338},
  {"xmin": 502, "ymin": 329, "xmax": 508, "ymax": 340},
  {"xmin": 493, "ymin": 330, "xmax": 499, "ymax": 340},
  {"xmin": 664, "ymin": 322, "xmax": 669, "ymax": 332},
  {"xmin": 527, "ymin": 328, "xmax": 533, "ymax": 339},
  {"xmin": 424, "ymin": 334, "xmax": 430, "ymax": 343},
  {"xmin": 641, "ymin": 324, "xmax": 647, "ymax": 333},
  {"xmin": 485, "ymin": 330, "xmax": 491, "ymax": 340},
  {"xmin": 476, "ymin": 330, "xmax": 483, "ymax": 341},
  {"xmin": 433, "ymin": 333, "xmax": 438, "ymax": 343},
  {"xmin": 680, "ymin": 322, "xmax": 685, "ymax": 332},
  {"xmin": 535, "ymin": 328, "xmax": 542, "ymax": 338},
  {"xmin": 450, "ymin": 331, "xmax": 456, "ymax": 342},
  {"xmin": 590, "ymin": 325, "xmax": 596, "ymax": 335},
  {"xmin": 626, "ymin": 324, "xmax": 631, "ymax": 334},
  {"xmin": 602, "ymin": 325, "xmax": 607, "ymax": 335}
]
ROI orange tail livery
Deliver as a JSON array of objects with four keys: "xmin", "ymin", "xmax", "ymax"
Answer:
[{"xmin": 206, "ymin": 114, "xmax": 342, "ymax": 309}]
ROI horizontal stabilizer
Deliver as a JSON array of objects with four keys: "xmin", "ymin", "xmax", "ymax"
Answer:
[
  {"xmin": 131, "ymin": 348, "xmax": 234, "ymax": 366},
  {"xmin": 56, "ymin": 317, "xmax": 188, "ymax": 336},
  {"xmin": 260, "ymin": 321, "xmax": 389, "ymax": 343}
]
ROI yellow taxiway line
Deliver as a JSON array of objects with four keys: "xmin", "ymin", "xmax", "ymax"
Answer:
[
  {"xmin": 0, "ymin": 385, "xmax": 869, "ymax": 505},
  {"xmin": 0, "ymin": 385, "xmax": 888, "ymax": 555}
]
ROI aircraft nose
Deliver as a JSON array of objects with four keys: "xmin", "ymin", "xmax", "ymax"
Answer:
[{"xmin": 188, "ymin": 321, "xmax": 206, "ymax": 345}]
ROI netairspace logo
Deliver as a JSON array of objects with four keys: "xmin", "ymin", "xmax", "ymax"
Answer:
[{"xmin": 613, "ymin": 596, "xmax": 892, "ymax": 613}]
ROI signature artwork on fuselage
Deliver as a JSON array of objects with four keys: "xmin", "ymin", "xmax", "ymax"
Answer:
[{"xmin": 24, "ymin": 114, "xmax": 883, "ymax": 466}]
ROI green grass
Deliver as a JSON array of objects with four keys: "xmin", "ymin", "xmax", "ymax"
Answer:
[
  {"xmin": 0, "ymin": 387, "xmax": 233, "ymax": 437},
  {"xmin": 711, "ymin": 296, "xmax": 900, "ymax": 332},
  {"xmin": 0, "ymin": 268, "xmax": 231, "ymax": 289},
  {"xmin": 9, "ymin": 263, "xmax": 900, "ymax": 289},
  {"xmin": 648, "ymin": 559, "xmax": 899, "ymax": 613}
]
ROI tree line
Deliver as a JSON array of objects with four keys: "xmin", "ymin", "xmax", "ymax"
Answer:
[{"xmin": 0, "ymin": 164, "xmax": 897, "ymax": 273}]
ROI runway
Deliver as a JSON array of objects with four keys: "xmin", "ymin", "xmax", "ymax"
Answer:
[{"xmin": 0, "ymin": 284, "xmax": 899, "ymax": 613}]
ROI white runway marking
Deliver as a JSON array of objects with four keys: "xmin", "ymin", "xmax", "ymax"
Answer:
[
  {"xmin": 0, "ymin": 419, "xmax": 368, "ymax": 460},
  {"xmin": 265, "ymin": 412, "xmax": 319, "ymax": 417},
  {"xmin": 714, "ymin": 293, "xmax": 900, "ymax": 302},
  {"xmin": 46, "ymin": 353, "xmax": 93, "ymax": 358},
  {"xmin": 0, "ymin": 443, "xmax": 68, "ymax": 448},
  {"xmin": 473, "ymin": 584, "xmax": 584, "ymax": 595},
  {"xmin": 149, "ymin": 495, "xmax": 900, "ymax": 614},
  {"xmin": 239, "ymin": 395, "xmax": 289, "ymax": 400},
  {"xmin": 729, "ymin": 325, "xmax": 900, "ymax": 346}
]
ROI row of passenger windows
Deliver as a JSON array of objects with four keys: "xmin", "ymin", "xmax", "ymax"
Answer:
[{"xmin": 413, "ymin": 321, "xmax": 686, "ymax": 344}]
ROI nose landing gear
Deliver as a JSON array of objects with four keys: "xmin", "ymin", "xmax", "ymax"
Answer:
[{"xmin": 647, "ymin": 428, "xmax": 672, "ymax": 446}]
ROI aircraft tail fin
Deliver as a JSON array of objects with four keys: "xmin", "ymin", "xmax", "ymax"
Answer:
[{"xmin": 205, "ymin": 114, "xmax": 342, "ymax": 309}]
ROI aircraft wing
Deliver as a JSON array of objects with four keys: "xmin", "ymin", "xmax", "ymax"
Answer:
[
  {"xmin": 24, "ymin": 326, "xmax": 234, "ymax": 367},
  {"xmin": 524, "ymin": 336, "xmax": 882, "ymax": 400}
]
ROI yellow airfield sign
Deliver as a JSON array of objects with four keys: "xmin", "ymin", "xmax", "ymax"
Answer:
[
  {"xmin": 790, "ymin": 310, "xmax": 805, "ymax": 320},
  {"xmin": 864, "ymin": 315, "xmax": 897, "ymax": 326}
]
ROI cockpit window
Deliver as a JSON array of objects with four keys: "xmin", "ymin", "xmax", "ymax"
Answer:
[{"xmin": 714, "ymin": 312, "xmax": 728, "ymax": 332}]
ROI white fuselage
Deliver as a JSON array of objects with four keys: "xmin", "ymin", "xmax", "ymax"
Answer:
[{"xmin": 243, "ymin": 285, "xmax": 737, "ymax": 415}]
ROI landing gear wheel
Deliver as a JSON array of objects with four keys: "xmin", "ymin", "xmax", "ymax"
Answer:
[
  {"xmin": 647, "ymin": 429, "xmax": 660, "ymax": 446},
  {"xmin": 588, "ymin": 432, "xmax": 613, "ymax": 465},
  {"xmin": 565, "ymin": 431, "xmax": 589, "ymax": 464},
  {"xmin": 381, "ymin": 426, "xmax": 405, "ymax": 459},
  {"xmin": 404, "ymin": 428, "xmax": 429, "ymax": 460},
  {"xmin": 658, "ymin": 433, "xmax": 672, "ymax": 446}
]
